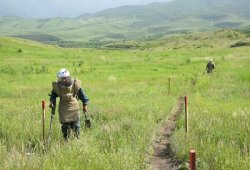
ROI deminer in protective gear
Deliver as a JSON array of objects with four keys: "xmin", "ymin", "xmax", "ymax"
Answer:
[
  {"xmin": 49, "ymin": 68, "xmax": 89, "ymax": 141},
  {"xmin": 206, "ymin": 59, "xmax": 215, "ymax": 74}
]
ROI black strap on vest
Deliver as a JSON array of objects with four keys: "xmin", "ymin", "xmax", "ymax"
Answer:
[
  {"xmin": 73, "ymin": 79, "xmax": 77, "ymax": 98},
  {"xmin": 57, "ymin": 82, "xmax": 62, "ymax": 99}
]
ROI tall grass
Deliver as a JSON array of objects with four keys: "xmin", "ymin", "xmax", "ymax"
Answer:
[
  {"xmin": 0, "ymin": 37, "xmax": 179, "ymax": 169},
  {"xmin": 171, "ymin": 49, "xmax": 250, "ymax": 169},
  {"xmin": 0, "ymin": 36, "xmax": 249, "ymax": 169}
]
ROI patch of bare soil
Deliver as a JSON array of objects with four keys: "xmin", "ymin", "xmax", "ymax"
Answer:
[{"xmin": 150, "ymin": 97, "xmax": 183, "ymax": 170}]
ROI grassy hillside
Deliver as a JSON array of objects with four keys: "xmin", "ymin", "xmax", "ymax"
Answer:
[
  {"xmin": 0, "ymin": 36, "xmax": 178, "ymax": 169},
  {"xmin": 0, "ymin": 0, "xmax": 250, "ymax": 46},
  {"xmin": 0, "ymin": 29, "xmax": 249, "ymax": 169}
]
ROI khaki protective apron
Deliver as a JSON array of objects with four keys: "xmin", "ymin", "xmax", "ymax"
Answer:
[{"xmin": 52, "ymin": 78, "xmax": 81, "ymax": 123}]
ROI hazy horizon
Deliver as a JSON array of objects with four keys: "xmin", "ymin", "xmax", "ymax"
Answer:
[{"xmin": 0, "ymin": 0, "xmax": 174, "ymax": 18}]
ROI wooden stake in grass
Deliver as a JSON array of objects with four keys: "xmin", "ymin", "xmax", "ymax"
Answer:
[
  {"xmin": 42, "ymin": 100, "xmax": 46, "ymax": 146},
  {"xmin": 189, "ymin": 150, "xmax": 196, "ymax": 170},
  {"xmin": 168, "ymin": 77, "xmax": 171, "ymax": 94},
  {"xmin": 184, "ymin": 96, "xmax": 188, "ymax": 136}
]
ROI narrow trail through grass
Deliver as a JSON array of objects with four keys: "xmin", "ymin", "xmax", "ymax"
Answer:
[{"xmin": 150, "ymin": 97, "xmax": 183, "ymax": 170}]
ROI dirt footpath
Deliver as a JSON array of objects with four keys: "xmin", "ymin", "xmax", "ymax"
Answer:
[{"xmin": 150, "ymin": 97, "xmax": 183, "ymax": 170}]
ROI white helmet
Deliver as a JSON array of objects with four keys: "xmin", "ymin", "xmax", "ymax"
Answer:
[{"xmin": 57, "ymin": 68, "xmax": 70, "ymax": 78}]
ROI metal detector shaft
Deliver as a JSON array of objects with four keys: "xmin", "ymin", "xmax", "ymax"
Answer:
[
  {"xmin": 42, "ymin": 100, "xmax": 46, "ymax": 146},
  {"xmin": 47, "ymin": 102, "xmax": 56, "ymax": 146},
  {"xmin": 47, "ymin": 114, "xmax": 54, "ymax": 145}
]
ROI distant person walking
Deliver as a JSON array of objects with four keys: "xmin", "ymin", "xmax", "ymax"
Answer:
[
  {"xmin": 206, "ymin": 59, "xmax": 215, "ymax": 74},
  {"xmin": 49, "ymin": 68, "xmax": 89, "ymax": 141}
]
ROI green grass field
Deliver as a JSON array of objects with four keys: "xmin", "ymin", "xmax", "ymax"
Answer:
[{"xmin": 0, "ymin": 30, "xmax": 249, "ymax": 169}]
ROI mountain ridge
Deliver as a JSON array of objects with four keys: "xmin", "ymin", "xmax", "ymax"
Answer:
[{"xmin": 0, "ymin": 0, "xmax": 250, "ymax": 46}]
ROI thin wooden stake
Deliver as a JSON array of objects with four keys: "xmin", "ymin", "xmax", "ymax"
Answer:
[
  {"xmin": 168, "ymin": 77, "xmax": 171, "ymax": 94},
  {"xmin": 184, "ymin": 96, "xmax": 188, "ymax": 136}
]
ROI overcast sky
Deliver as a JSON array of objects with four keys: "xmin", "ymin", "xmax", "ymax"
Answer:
[{"xmin": 0, "ymin": 0, "xmax": 174, "ymax": 18}]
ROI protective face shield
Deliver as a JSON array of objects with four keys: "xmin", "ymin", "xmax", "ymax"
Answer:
[{"xmin": 57, "ymin": 68, "xmax": 70, "ymax": 80}]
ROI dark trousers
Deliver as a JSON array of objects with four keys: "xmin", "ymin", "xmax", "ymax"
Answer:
[{"xmin": 61, "ymin": 120, "xmax": 80, "ymax": 140}]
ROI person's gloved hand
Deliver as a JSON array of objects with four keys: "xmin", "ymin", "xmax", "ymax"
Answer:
[
  {"xmin": 83, "ymin": 104, "xmax": 88, "ymax": 112},
  {"xmin": 49, "ymin": 102, "xmax": 54, "ymax": 109}
]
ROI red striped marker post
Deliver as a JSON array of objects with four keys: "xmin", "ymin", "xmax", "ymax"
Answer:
[
  {"xmin": 189, "ymin": 149, "xmax": 196, "ymax": 170},
  {"xmin": 42, "ymin": 100, "xmax": 46, "ymax": 145}
]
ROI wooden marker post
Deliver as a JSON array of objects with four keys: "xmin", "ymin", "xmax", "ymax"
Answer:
[
  {"xmin": 189, "ymin": 150, "xmax": 196, "ymax": 170},
  {"xmin": 184, "ymin": 96, "xmax": 188, "ymax": 136},
  {"xmin": 42, "ymin": 100, "xmax": 46, "ymax": 145}
]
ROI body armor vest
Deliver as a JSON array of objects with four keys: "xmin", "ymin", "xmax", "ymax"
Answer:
[{"xmin": 52, "ymin": 78, "xmax": 81, "ymax": 123}]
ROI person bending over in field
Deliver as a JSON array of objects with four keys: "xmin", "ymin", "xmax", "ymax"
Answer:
[
  {"xmin": 206, "ymin": 59, "xmax": 215, "ymax": 74},
  {"xmin": 49, "ymin": 68, "xmax": 89, "ymax": 141}
]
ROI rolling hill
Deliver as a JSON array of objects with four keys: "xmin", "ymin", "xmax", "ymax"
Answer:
[
  {"xmin": 0, "ymin": 26, "xmax": 249, "ymax": 169},
  {"xmin": 0, "ymin": 0, "xmax": 250, "ymax": 47}
]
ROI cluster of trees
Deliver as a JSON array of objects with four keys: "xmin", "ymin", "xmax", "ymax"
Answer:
[{"xmin": 13, "ymin": 34, "xmax": 61, "ymax": 42}]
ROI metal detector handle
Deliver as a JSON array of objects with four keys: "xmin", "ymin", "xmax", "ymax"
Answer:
[
  {"xmin": 51, "ymin": 106, "xmax": 56, "ymax": 117},
  {"xmin": 51, "ymin": 100, "xmax": 56, "ymax": 116}
]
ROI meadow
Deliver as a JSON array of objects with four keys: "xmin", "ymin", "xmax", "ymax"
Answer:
[{"xmin": 0, "ymin": 30, "xmax": 249, "ymax": 169}]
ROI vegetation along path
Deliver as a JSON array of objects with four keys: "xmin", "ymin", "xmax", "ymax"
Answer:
[{"xmin": 150, "ymin": 97, "xmax": 183, "ymax": 170}]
